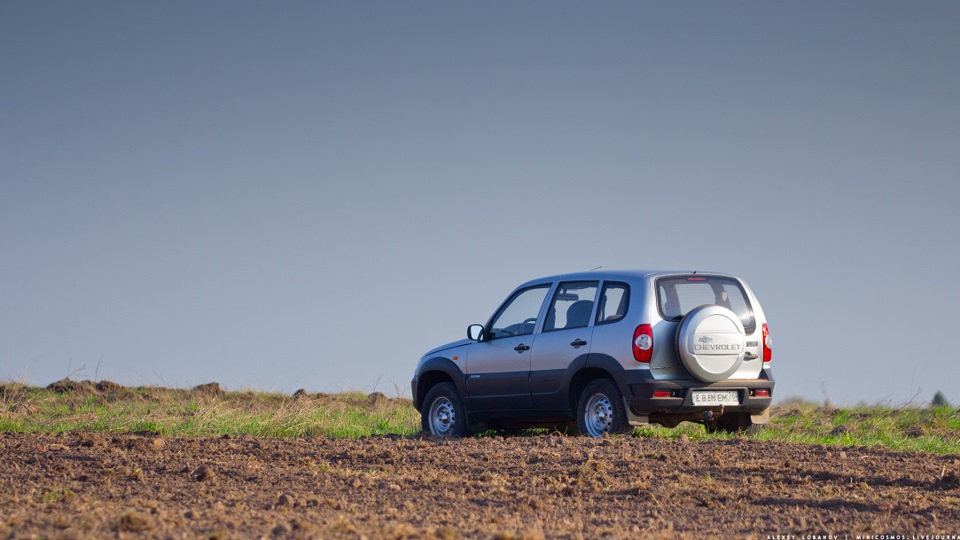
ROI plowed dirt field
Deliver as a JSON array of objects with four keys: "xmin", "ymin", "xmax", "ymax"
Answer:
[{"xmin": 2, "ymin": 432, "xmax": 959, "ymax": 539}]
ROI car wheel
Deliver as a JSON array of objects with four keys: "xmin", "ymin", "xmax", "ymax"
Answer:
[
  {"xmin": 422, "ymin": 382, "xmax": 468, "ymax": 438},
  {"xmin": 577, "ymin": 379, "xmax": 632, "ymax": 437}
]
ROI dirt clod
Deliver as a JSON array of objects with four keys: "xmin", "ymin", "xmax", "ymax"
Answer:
[
  {"xmin": 46, "ymin": 378, "xmax": 96, "ymax": 394},
  {"xmin": 117, "ymin": 511, "xmax": 151, "ymax": 532},
  {"xmin": 830, "ymin": 424, "xmax": 850, "ymax": 436},
  {"xmin": 96, "ymin": 380, "xmax": 122, "ymax": 392},
  {"xmin": 937, "ymin": 471, "xmax": 960, "ymax": 490},
  {"xmin": 191, "ymin": 466, "xmax": 215, "ymax": 482},
  {"xmin": 192, "ymin": 382, "xmax": 223, "ymax": 395}
]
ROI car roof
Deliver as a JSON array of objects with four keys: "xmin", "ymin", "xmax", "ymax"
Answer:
[{"xmin": 516, "ymin": 269, "xmax": 737, "ymax": 288}]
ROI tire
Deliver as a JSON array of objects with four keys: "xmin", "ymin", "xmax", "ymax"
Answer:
[
  {"xmin": 707, "ymin": 412, "xmax": 765, "ymax": 435},
  {"xmin": 577, "ymin": 379, "xmax": 632, "ymax": 437},
  {"xmin": 421, "ymin": 382, "xmax": 469, "ymax": 438},
  {"xmin": 675, "ymin": 304, "xmax": 747, "ymax": 383}
]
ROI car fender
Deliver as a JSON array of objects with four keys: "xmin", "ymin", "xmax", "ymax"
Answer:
[
  {"xmin": 413, "ymin": 356, "xmax": 468, "ymax": 411},
  {"xmin": 582, "ymin": 353, "xmax": 633, "ymax": 397}
]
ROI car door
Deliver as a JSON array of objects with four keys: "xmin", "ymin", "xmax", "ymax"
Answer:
[
  {"xmin": 465, "ymin": 284, "xmax": 552, "ymax": 411},
  {"xmin": 530, "ymin": 281, "xmax": 599, "ymax": 410}
]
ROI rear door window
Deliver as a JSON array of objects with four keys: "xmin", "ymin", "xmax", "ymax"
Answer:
[
  {"xmin": 656, "ymin": 276, "xmax": 755, "ymax": 334},
  {"xmin": 543, "ymin": 281, "xmax": 599, "ymax": 332}
]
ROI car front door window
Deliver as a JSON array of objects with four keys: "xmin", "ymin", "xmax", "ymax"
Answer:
[{"xmin": 488, "ymin": 285, "xmax": 550, "ymax": 339}]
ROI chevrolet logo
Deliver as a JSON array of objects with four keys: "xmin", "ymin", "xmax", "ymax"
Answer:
[{"xmin": 697, "ymin": 336, "xmax": 714, "ymax": 344}]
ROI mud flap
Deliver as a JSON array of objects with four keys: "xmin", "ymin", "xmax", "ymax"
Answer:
[
  {"xmin": 750, "ymin": 408, "xmax": 770, "ymax": 425},
  {"xmin": 623, "ymin": 398, "xmax": 649, "ymax": 426},
  {"xmin": 467, "ymin": 415, "xmax": 488, "ymax": 436}
]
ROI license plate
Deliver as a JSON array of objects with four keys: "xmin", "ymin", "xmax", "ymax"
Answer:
[{"xmin": 691, "ymin": 390, "xmax": 739, "ymax": 406}]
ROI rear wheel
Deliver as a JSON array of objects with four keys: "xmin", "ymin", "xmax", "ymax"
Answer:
[
  {"xmin": 577, "ymin": 379, "xmax": 632, "ymax": 437},
  {"xmin": 422, "ymin": 383, "xmax": 468, "ymax": 438}
]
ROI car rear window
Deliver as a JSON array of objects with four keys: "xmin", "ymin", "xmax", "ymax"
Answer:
[{"xmin": 656, "ymin": 276, "xmax": 756, "ymax": 334}]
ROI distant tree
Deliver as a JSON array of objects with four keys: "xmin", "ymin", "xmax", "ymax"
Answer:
[{"xmin": 932, "ymin": 391, "xmax": 951, "ymax": 407}]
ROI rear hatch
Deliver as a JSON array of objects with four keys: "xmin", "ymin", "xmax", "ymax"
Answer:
[{"xmin": 650, "ymin": 274, "xmax": 764, "ymax": 380}]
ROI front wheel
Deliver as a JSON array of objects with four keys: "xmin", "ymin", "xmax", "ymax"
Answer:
[
  {"xmin": 421, "ymin": 382, "xmax": 469, "ymax": 438},
  {"xmin": 577, "ymin": 379, "xmax": 632, "ymax": 437}
]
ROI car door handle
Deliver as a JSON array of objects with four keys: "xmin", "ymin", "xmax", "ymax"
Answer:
[
  {"xmin": 514, "ymin": 344, "xmax": 530, "ymax": 353},
  {"xmin": 570, "ymin": 339, "xmax": 588, "ymax": 348}
]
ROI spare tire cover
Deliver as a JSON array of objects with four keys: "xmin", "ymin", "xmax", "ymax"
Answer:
[{"xmin": 676, "ymin": 305, "xmax": 746, "ymax": 383}]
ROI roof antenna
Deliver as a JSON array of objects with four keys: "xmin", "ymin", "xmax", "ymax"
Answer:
[
  {"xmin": 692, "ymin": 270, "xmax": 697, "ymax": 274},
  {"xmin": 590, "ymin": 265, "xmax": 603, "ymax": 271}
]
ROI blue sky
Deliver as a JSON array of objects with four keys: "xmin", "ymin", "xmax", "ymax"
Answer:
[{"xmin": 2, "ymin": 2, "xmax": 958, "ymax": 404}]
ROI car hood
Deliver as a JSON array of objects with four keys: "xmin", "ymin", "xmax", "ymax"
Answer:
[{"xmin": 423, "ymin": 338, "xmax": 472, "ymax": 357}]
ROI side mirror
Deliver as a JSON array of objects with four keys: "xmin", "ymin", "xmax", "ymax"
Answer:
[{"xmin": 467, "ymin": 324, "xmax": 484, "ymax": 341}]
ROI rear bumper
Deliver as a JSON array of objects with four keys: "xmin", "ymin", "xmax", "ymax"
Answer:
[{"xmin": 621, "ymin": 369, "xmax": 774, "ymax": 415}]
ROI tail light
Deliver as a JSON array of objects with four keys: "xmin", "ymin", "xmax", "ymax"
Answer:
[
  {"xmin": 762, "ymin": 323, "xmax": 772, "ymax": 362},
  {"xmin": 633, "ymin": 324, "xmax": 653, "ymax": 363}
]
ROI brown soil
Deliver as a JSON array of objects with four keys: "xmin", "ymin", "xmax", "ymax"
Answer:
[{"xmin": 2, "ymin": 432, "xmax": 959, "ymax": 539}]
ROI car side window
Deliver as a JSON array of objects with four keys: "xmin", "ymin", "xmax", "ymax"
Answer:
[
  {"xmin": 488, "ymin": 285, "xmax": 550, "ymax": 339},
  {"xmin": 595, "ymin": 282, "xmax": 629, "ymax": 325},
  {"xmin": 543, "ymin": 281, "xmax": 599, "ymax": 332}
]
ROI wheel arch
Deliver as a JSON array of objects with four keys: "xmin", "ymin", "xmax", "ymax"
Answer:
[
  {"xmin": 568, "ymin": 367, "xmax": 612, "ymax": 412},
  {"xmin": 567, "ymin": 353, "xmax": 632, "ymax": 412},
  {"xmin": 414, "ymin": 357, "xmax": 467, "ymax": 411}
]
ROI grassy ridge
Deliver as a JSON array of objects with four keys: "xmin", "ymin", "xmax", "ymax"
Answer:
[
  {"xmin": 633, "ymin": 399, "xmax": 960, "ymax": 454},
  {"xmin": 0, "ymin": 380, "xmax": 419, "ymax": 438},
  {"xmin": 2, "ymin": 380, "xmax": 958, "ymax": 453}
]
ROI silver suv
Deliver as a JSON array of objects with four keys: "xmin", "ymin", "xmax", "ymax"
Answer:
[{"xmin": 412, "ymin": 270, "xmax": 774, "ymax": 437}]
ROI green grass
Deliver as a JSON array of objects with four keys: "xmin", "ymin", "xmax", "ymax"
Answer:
[
  {"xmin": 2, "ymin": 381, "xmax": 959, "ymax": 454},
  {"xmin": 629, "ymin": 398, "xmax": 960, "ymax": 454},
  {"xmin": 0, "ymin": 381, "xmax": 421, "ymax": 438}
]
